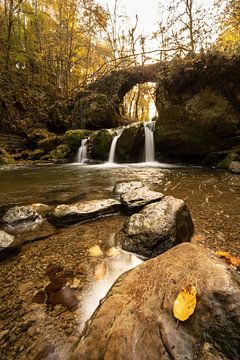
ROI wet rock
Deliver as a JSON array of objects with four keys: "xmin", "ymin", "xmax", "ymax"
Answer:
[
  {"xmin": 121, "ymin": 187, "xmax": 164, "ymax": 212},
  {"xmin": 2, "ymin": 205, "xmax": 42, "ymax": 228},
  {"xmin": 31, "ymin": 203, "xmax": 53, "ymax": 217},
  {"xmin": 229, "ymin": 161, "xmax": 240, "ymax": 174},
  {"xmin": 118, "ymin": 196, "xmax": 194, "ymax": 257},
  {"xmin": 113, "ymin": 181, "xmax": 143, "ymax": 197},
  {"xmin": 0, "ymin": 230, "xmax": 19, "ymax": 251},
  {"xmin": 50, "ymin": 199, "xmax": 122, "ymax": 227},
  {"xmin": 71, "ymin": 243, "xmax": 240, "ymax": 360}
]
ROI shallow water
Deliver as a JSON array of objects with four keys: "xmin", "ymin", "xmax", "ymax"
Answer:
[{"xmin": 0, "ymin": 163, "xmax": 239, "ymax": 359}]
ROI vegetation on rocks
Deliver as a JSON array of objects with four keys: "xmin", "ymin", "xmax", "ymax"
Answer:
[
  {"xmin": 0, "ymin": 148, "xmax": 15, "ymax": 165},
  {"xmin": 91, "ymin": 130, "xmax": 113, "ymax": 161}
]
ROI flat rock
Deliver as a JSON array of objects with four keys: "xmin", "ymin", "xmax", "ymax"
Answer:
[
  {"xmin": 31, "ymin": 203, "xmax": 53, "ymax": 217},
  {"xmin": 113, "ymin": 181, "xmax": 143, "ymax": 197},
  {"xmin": 229, "ymin": 161, "xmax": 240, "ymax": 174},
  {"xmin": 71, "ymin": 243, "xmax": 240, "ymax": 360},
  {"xmin": 2, "ymin": 205, "xmax": 42, "ymax": 229},
  {"xmin": 121, "ymin": 187, "xmax": 164, "ymax": 211},
  {"xmin": 118, "ymin": 196, "xmax": 194, "ymax": 257},
  {"xmin": 50, "ymin": 199, "xmax": 122, "ymax": 227}
]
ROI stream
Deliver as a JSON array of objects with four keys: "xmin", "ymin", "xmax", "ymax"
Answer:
[{"xmin": 0, "ymin": 163, "xmax": 239, "ymax": 359}]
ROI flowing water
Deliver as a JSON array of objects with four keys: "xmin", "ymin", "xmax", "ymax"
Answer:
[
  {"xmin": 108, "ymin": 128, "xmax": 124, "ymax": 163},
  {"xmin": 0, "ymin": 163, "xmax": 239, "ymax": 359},
  {"xmin": 76, "ymin": 139, "xmax": 88, "ymax": 164},
  {"xmin": 144, "ymin": 121, "xmax": 155, "ymax": 162}
]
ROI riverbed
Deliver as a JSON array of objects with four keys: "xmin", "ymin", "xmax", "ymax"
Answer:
[{"xmin": 0, "ymin": 163, "xmax": 239, "ymax": 359}]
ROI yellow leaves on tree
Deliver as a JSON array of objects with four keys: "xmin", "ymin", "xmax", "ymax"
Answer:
[
  {"xmin": 173, "ymin": 285, "xmax": 197, "ymax": 322},
  {"xmin": 215, "ymin": 250, "xmax": 240, "ymax": 268}
]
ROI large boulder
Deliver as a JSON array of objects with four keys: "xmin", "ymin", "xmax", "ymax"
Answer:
[
  {"xmin": 71, "ymin": 243, "xmax": 240, "ymax": 360},
  {"xmin": 50, "ymin": 199, "xmax": 122, "ymax": 227},
  {"xmin": 118, "ymin": 196, "xmax": 194, "ymax": 257},
  {"xmin": 91, "ymin": 129, "xmax": 113, "ymax": 161},
  {"xmin": 120, "ymin": 187, "xmax": 164, "ymax": 212},
  {"xmin": 115, "ymin": 124, "xmax": 145, "ymax": 163}
]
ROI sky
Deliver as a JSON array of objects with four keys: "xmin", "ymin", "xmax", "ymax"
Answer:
[{"xmin": 97, "ymin": 0, "xmax": 215, "ymax": 38}]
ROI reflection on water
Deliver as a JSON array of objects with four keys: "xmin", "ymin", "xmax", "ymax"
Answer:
[
  {"xmin": 0, "ymin": 163, "xmax": 239, "ymax": 254},
  {"xmin": 79, "ymin": 249, "xmax": 143, "ymax": 332}
]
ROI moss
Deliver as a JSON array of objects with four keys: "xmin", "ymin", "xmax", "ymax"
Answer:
[
  {"xmin": 91, "ymin": 129, "xmax": 113, "ymax": 160},
  {"xmin": 63, "ymin": 129, "xmax": 90, "ymax": 151},
  {"xmin": 216, "ymin": 152, "xmax": 240, "ymax": 169},
  {"xmin": 41, "ymin": 144, "xmax": 71, "ymax": 163},
  {"xmin": 38, "ymin": 135, "xmax": 62, "ymax": 152},
  {"xmin": 27, "ymin": 128, "xmax": 53, "ymax": 149},
  {"xmin": 115, "ymin": 125, "xmax": 145, "ymax": 162},
  {"xmin": 0, "ymin": 148, "xmax": 15, "ymax": 165}
]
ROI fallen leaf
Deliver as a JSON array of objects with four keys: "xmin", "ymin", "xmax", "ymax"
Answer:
[
  {"xmin": 88, "ymin": 245, "xmax": 104, "ymax": 257},
  {"xmin": 215, "ymin": 250, "xmax": 240, "ymax": 268},
  {"xmin": 94, "ymin": 262, "xmax": 108, "ymax": 280},
  {"xmin": 105, "ymin": 247, "xmax": 120, "ymax": 257},
  {"xmin": 173, "ymin": 285, "xmax": 197, "ymax": 321}
]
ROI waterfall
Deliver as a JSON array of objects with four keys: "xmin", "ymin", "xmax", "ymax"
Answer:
[
  {"xmin": 76, "ymin": 139, "xmax": 88, "ymax": 164},
  {"xmin": 108, "ymin": 128, "xmax": 124, "ymax": 163},
  {"xmin": 144, "ymin": 121, "xmax": 155, "ymax": 162}
]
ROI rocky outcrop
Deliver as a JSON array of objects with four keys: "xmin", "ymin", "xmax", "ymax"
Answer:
[
  {"xmin": 50, "ymin": 199, "xmax": 122, "ymax": 227},
  {"xmin": 118, "ymin": 196, "xmax": 194, "ymax": 257},
  {"xmin": 120, "ymin": 187, "xmax": 164, "ymax": 212},
  {"xmin": 71, "ymin": 243, "xmax": 240, "ymax": 360},
  {"xmin": 115, "ymin": 125, "xmax": 145, "ymax": 163},
  {"xmin": 91, "ymin": 129, "xmax": 113, "ymax": 161}
]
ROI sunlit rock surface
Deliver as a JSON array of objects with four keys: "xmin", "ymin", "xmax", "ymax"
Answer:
[
  {"xmin": 113, "ymin": 181, "xmax": 144, "ymax": 197},
  {"xmin": 0, "ymin": 230, "xmax": 18, "ymax": 251},
  {"xmin": 71, "ymin": 243, "xmax": 240, "ymax": 360},
  {"xmin": 50, "ymin": 199, "xmax": 122, "ymax": 227},
  {"xmin": 118, "ymin": 196, "xmax": 194, "ymax": 257},
  {"xmin": 121, "ymin": 187, "xmax": 164, "ymax": 212}
]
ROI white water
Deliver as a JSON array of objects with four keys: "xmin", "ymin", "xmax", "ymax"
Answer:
[
  {"xmin": 108, "ymin": 128, "xmax": 124, "ymax": 163},
  {"xmin": 76, "ymin": 139, "xmax": 88, "ymax": 164},
  {"xmin": 144, "ymin": 121, "xmax": 155, "ymax": 162}
]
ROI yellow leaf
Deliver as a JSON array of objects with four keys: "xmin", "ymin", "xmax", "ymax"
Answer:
[
  {"xmin": 105, "ymin": 247, "xmax": 120, "ymax": 257},
  {"xmin": 88, "ymin": 245, "xmax": 104, "ymax": 258},
  {"xmin": 173, "ymin": 285, "xmax": 197, "ymax": 321},
  {"xmin": 215, "ymin": 250, "xmax": 231, "ymax": 259},
  {"xmin": 94, "ymin": 262, "xmax": 108, "ymax": 280},
  {"xmin": 215, "ymin": 250, "xmax": 240, "ymax": 268}
]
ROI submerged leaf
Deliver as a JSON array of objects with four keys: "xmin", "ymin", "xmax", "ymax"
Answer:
[
  {"xmin": 94, "ymin": 262, "xmax": 108, "ymax": 280},
  {"xmin": 173, "ymin": 285, "xmax": 197, "ymax": 321},
  {"xmin": 88, "ymin": 245, "xmax": 104, "ymax": 257}
]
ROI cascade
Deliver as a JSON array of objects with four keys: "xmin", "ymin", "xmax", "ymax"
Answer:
[
  {"xmin": 76, "ymin": 139, "xmax": 88, "ymax": 163},
  {"xmin": 108, "ymin": 128, "xmax": 124, "ymax": 163},
  {"xmin": 144, "ymin": 121, "xmax": 155, "ymax": 162}
]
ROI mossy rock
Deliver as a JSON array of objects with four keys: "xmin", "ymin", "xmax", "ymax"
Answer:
[
  {"xmin": 91, "ymin": 129, "xmax": 113, "ymax": 161},
  {"xmin": 216, "ymin": 152, "xmax": 240, "ymax": 170},
  {"xmin": 115, "ymin": 125, "xmax": 145, "ymax": 162},
  {"xmin": 41, "ymin": 144, "xmax": 71, "ymax": 163},
  {"xmin": 27, "ymin": 128, "xmax": 53, "ymax": 149},
  {"xmin": 63, "ymin": 129, "xmax": 90, "ymax": 151},
  {"xmin": 38, "ymin": 135, "xmax": 62, "ymax": 152},
  {"xmin": 0, "ymin": 148, "xmax": 15, "ymax": 165}
]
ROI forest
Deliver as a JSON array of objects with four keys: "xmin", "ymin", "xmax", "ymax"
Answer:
[{"xmin": 0, "ymin": 2, "xmax": 240, "ymax": 360}]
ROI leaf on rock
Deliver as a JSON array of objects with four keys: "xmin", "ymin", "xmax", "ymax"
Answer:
[
  {"xmin": 105, "ymin": 247, "xmax": 120, "ymax": 257},
  {"xmin": 88, "ymin": 245, "xmax": 104, "ymax": 257},
  {"xmin": 215, "ymin": 250, "xmax": 240, "ymax": 268},
  {"xmin": 173, "ymin": 285, "xmax": 197, "ymax": 321}
]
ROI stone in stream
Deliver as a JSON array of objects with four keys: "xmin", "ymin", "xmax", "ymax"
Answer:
[
  {"xmin": 1, "ymin": 205, "xmax": 56, "ymax": 244},
  {"xmin": 113, "ymin": 181, "xmax": 144, "ymax": 197},
  {"xmin": 118, "ymin": 196, "xmax": 194, "ymax": 257},
  {"xmin": 229, "ymin": 161, "xmax": 240, "ymax": 174},
  {"xmin": 70, "ymin": 243, "xmax": 240, "ymax": 360},
  {"xmin": 0, "ymin": 230, "xmax": 19, "ymax": 252},
  {"xmin": 50, "ymin": 199, "xmax": 122, "ymax": 227},
  {"xmin": 120, "ymin": 186, "xmax": 164, "ymax": 212}
]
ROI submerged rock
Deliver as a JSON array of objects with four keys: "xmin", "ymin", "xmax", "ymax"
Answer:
[
  {"xmin": 50, "ymin": 199, "xmax": 122, "ymax": 227},
  {"xmin": 2, "ymin": 205, "xmax": 56, "ymax": 244},
  {"xmin": 118, "ymin": 196, "xmax": 194, "ymax": 257},
  {"xmin": 121, "ymin": 187, "xmax": 164, "ymax": 212},
  {"xmin": 113, "ymin": 181, "xmax": 144, "ymax": 197},
  {"xmin": 71, "ymin": 243, "xmax": 240, "ymax": 360},
  {"xmin": 0, "ymin": 230, "xmax": 19, "ymax": 251},
  {"xmin": 229, "ymin": 161, "xmax": 240, "ymax": 174}
]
